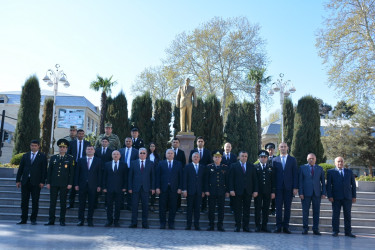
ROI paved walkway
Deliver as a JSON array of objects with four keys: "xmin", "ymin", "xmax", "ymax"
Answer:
[{"xmin": 0, "ymin": 221, "xmax": 374, "ymax": 249}]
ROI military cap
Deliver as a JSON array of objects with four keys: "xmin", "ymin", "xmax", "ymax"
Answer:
[
  {"xmin": 105, "ymin": 123, "xmax": 112, "ymax": 128},
  {"xmin": 258, "ymin": 150, "xmax": 269, "ymax": 157},
  {"xmin": 57, "ymin": 138, "xmax": 69, "ymax": 148},
  {"xmin": 131, "ymin": 127, "xmax": 139, "ymax": 132},
  {"xmin": 70, "ymin": 125, "xmax": 77, "ymax": 130},
  {"xmin": 213, "ymin": 151, "xmax": 222, "ymax": 157},
  {"xmin": 265, "ymin": 143, "xmax": 275, "ymax": 150}
]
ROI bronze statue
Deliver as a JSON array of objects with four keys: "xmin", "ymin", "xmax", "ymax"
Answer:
[{"xmin": 176, "ymin": 78, "xmax": 197, "ymax": 133}]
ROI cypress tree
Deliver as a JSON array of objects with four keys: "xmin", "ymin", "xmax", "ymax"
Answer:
[
  {"xmin": 106, "ymin": 91, "xmax": 130, "ymax": 143},
  {"xmin": 153, "ymin": 99, "xmax": 172, "ymax": 156},
  {"xmin": 283, "ymin": 97, "xmax": 295, "ymax": 149},
  {"xmin": 291, "ymin": 96, "xmax": 325, "ymax": 165},
  {"xmin": 203, "ymin": 94, "xmax": 223, "ymax": 151},
  {"xmin": 13, "ymin": 75, "xmax": 41, "ymax": 155},
  {"xmin": 172, "ymin": 105, "xmax": 180, "ymax": 136},
  {"xmin": 40, "ymin": 98, "xmax": 54, "ymax": 155},
  {"xmin": 131, "ymin": 92, "xmax": 153, "ymax": 145},
  {"xmin": 224, "ymin": 102, "xmax": 240, "ymax": 154},
  {"xmin": 238, "ymin": 101, "xmax": 258, "ymax": 163},
  {"xmin": 191, "ymin": 97, "xmax": 205, "ymax": 137}
]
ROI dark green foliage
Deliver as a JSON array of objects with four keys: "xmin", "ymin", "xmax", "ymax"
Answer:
[
  {"xmin": 106, "ymin": 91, "xmax": 130, "ymax": 143},
  {"xmin": 13, "ymin": 75, "xmax": 41, "ymax": 155},
  {"xmin": 131, "ymin": 92, "xmax": 153, "ymax": 145},
  {"xmin": 172, "ymin": 105, "xmax": 180, "ymax": 136},
  {"xmin": 191, "ymin": 97, "xmax": 205, "ymax": 137},
  {"xmin": 203, "ymin": 94, "xmax": 223, "ymax": 151},
  {"xmin": 318, "ymin": 163, "xmax": 335, "ymax": 178},
  {"xmin": 224, "ymin": 102, "xmax": 240, "ymax": 154},
  {"xmin": 238, "ymin": 102, "xmax": 258, "ymax": 163},
  {"xmin": 40, "ymin": 98, "xmax": 54, "ymax": 155},
  {"xmin": 332, "ymin": 100, "xmax": 357, "ymax": 119},
  {"xmin": 291, "ymin": 96, "xmax": 325, "ymax": 166},
  {"xmin": 153, "ymin": 99, "xmax": 172, "ymax": 156},
  {"xmin": 315, "ymin": 98, "xmax": 332, "ymax": 118},
  {"xmin": 10, "ymin": 152, "xmax": 25, "ymax": 165},
  {"xmin": 283, "ymin": 98, "xmax": 294, "ymax": 149}
]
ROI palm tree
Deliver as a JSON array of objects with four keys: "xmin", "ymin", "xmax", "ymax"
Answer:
[
  {"xmin": 90, "ymin": 75, "xmax": 117, "ymax": 134},
  {"xmin": 248, "ymin": 68, "xmax": 271, "ymax": 151}
]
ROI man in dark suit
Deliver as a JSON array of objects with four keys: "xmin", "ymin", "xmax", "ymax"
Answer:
[
  {"xmin": 16, "ymin": 140, "xmax": 48, "ymax": 225},
  {"xmin": 189, "ymin": 136, "xmax": 212, "ymax": 212},
  {"xmin": 75, "ymin": 145, "xmax": 102, "ymax": 227},
  {"xmin": 183, "ymin": 152, "xmax": 205, "ymax": 230},
  {"xmin": 67, "ymin": 129, "xmax": 90, "ymax": 209},
  {"xmin": 272, "ymin": 142, "xmax": 298, "ymax": 234},
  {"xmin": 220, "ymin": 142, "xmax": 237, "ymax": 214},
  {"xmin": 128, "ymin": 148, "xmax": 155, "ymax": 228},
  {"xmin": 254, "ymin": 150, "xmax": 275, "ymax": 233},
  {"xmin": 229, "ymin": 151, "xmax": 258, "ymax": 232},
  {"xmin": 299, "ymin": 153, "xmax": 326, "ymax": 235},
  {"xmin": 102, "ymin": 150, "xmax": 128, "ymax": 227},
  {"xmin": 327, "ymin": 156, "xmax": 356, "ymax": 238},
  {"xmin": 205, "ymin": 151, "xmax": 229, "ymax": 232},
  {"xmin": 119, "ymin": 137, "xmax": 139, "ymax": 210},
  {"xmin": 265, "ymin": 143, "xmax": 276, "ymax": 215},
  {"xmin": 156, "ymin": 149, "xmax": 183, "ymax": 229},
  {"xmin": 171, "ymin": 137, "xmax": 186, "ymax": 212},
  {"xmin": 45, "ymin": 139, "xmax": 74, "ymax": 226},
  {"xmin": 131, "ymin": 127, "xmax": 145, "ymax": 150}
]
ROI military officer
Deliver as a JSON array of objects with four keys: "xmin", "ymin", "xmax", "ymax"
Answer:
[
  {"xmin": 254, "ymin": 150, "xmax": 275, "ymax": 232},
  {"xmin": 131, "ymin": 127, "xmax": 145, "ymax": 150},
  {"xmin": 205, "ymin": 151, "xmax": 229, "ymax": 232},
  {"xmin": 95, "ymin": 123, "xmax": 121, "ymax": 150},
  {"xmin": 63, "ymin": 125, "xmax": 78, "ymax": 142},
  {"xmin": 265, "ymin": 142, "xmax": 276, "ymax": 216},
  {"xmin": 45, "ymin": 139, "xmax": 74, "ymax": 226}
]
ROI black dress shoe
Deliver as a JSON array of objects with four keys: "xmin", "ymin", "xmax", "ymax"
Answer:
[
  {"xmin": 207, "ymin": 226, "xmax": 214, "ymax": 231},
  {"xmin": 195, "ymin": 226, "xmax": 201, "ymax": 231},
  {"xmin": 67, "ymin": 204, "xmax": 74, "ymax": 209},
  {"xmin": 60, "ymin": 221, "xmax": 66, "ymax": 226},
  {"xmin": 114, "ymin": 222, "xmax": 121, "ymax": 227},
  {"xmin": 129, "ymin": 224, "xmax": 137, "ymax": 228},
  {"xmin": 218, "ymin": 227, "xmax": 225, "ymax": 232},
  {"xmin": 88, "ymin": 222, "xmax": 94, "ymax": 227},
  {"xmin": 255, "ymin": 227, "xmax": 261, "ymax": 232},
  {"xmin": 44, "ymin": 221, "xmax": 55, "ymax": 226},
  {"xmin": 160, "ymin": 225, "xmax": 166, "ymax": 229},
  {"xmin": 313, "ymin": 230, "xmax": 321, "ymax": 236},
  {"xmin": 283, "ymin": 228, "xmax": 292, "ymax": 234},
  {"xmin": 105, "ymin": 222, "xmax": 113, "ymax": 227},
  {"xmin": 185, "ymin": 226, "xmax": 191, "ymax": 230},
  {"xmin": 345, "ymin": 233, "xmax": 356, "ymax": 238},
  {"xmin": 30, "ymin": 221, "xmax": 37, "ymax": 225},
  {"xmin": 332, "ymin": 232, "xmax": 339, "ymax": 237},
  {"xmin": 243, "ymin": 227, "xmax": 252, "ymax": 232},
  {"xmin": 302, "ymin": 229, "xmax": 308, "ymax": 235},
  {"xmin": 273, "ymin": 228, "xmax": 281, "ymax": 233},
  {"xmin": 234, "ymin": 227, "xmax": 241, "ymax": 232},
  {"xmin": 142, "ymin": 225, "xmax": 149, "ymax": 229},
  {"xmin": 168, "ymin": 225, "xmax": 175, "ymax": 230},
  {"xmin": 17, "ymin": 220, "xmax": 27, "ymax": 225},
  {"xmin": 77, "ymin": 221, "xmax": 84, "ymax": 226},
  {"xmin": 261, "ymin": 228, "xmax": 271, "ymax": 233}
]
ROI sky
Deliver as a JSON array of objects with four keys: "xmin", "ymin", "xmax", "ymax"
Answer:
[{"xmin": 0, "ymin": 0, "xmax": 337, "ymax": 121}]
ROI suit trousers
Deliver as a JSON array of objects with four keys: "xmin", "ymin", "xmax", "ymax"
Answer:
[
  {"xmin": 233, "ymin": 190, "xmax": 252, "ymax": 229},
  {"xmin": 78, "ymin": 183, "xmax": 97, "ymax": 222},
  {"xmin": 159, "ymin": 186, "xmax": 178, "ymax": 227},
  {"xmin": 186, "ymin": 193, "xmax": 202, "ymax": 228},
  {"xmin": 208, "ymin": 194, "xmax": 225, "ymax": 227},
  {"xmin": 301, "ymin": 195, "xmax": 321, "ymax": 231},
  {"xmin": 49, "ymin": 186, "xmax": 68, "ymax": 222},
  {"xmin": 106, "ymin": 191, "xmax": 123, "ymax": 223},
  {"xmin": 254, "ymin": 193, "xmax": 271, "ymax": 229},
  {"xmin": 69, "ymin": 188, "xmax": 77, "ymax": 206},
  {"xmin": 20, "ymin": 179, "xmax": 41, "ymax": 222},
  {"xmin": 332, "ymin": 199, "xmax": 352, "ymax": 234},
  {"xmin": 275, "ymin": 188, "xmax": 293, "ymax": 229},
  {"xmin": 131, "ymin": 187, "xmax": 150, "ymax": 226},
  {"xmin": 179, "ymin": 105, "xmax": 192, "ymax": 132}
]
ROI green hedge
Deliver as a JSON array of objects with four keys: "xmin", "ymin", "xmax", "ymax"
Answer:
[
  {"xmin": 10, "ymin": 152, "xmax": 25, "ymax": 165},
  {"xmin": 318, "ymin": 163, "xmax": 335, "ymax": 178},
  {"xmin": 356, "ymin": 175, "xmax": 375, "ymax": 181}
]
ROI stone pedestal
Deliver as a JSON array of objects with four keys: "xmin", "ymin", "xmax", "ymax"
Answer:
[{"xmin": 176, "ymin": 132, "xmax": 195, "ymax": 164}]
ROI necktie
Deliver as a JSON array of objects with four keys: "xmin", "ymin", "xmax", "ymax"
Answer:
[
  {"xmin": 168, "ymin": 161, "xmax": 172, "ymax": 170},
  {"xmin": 241, "ymin": 163, "xmax": 245, "ymax": 173},
  {"xmin": 195, "ymin": 164, "xmax": 198, "ymax": 174},
  {"xmin": 340, "ymin": 170, "xmax": 344, "ymax": 178},
  {"xmin": 282, "ymin": 156, "xmax": 286, "ymax": 170},
  {"xmin": 102, "ymin": 147, "xmax": 104, "ymax": 155},
  {"xmin": 31, "ymin": 153, "xmax": 35, "ymax": 164},
  {"xmin": 78, "ymin": 141, "xmax": 82, "ymax": 160},
  {"xmin": 114, "ymin": 162, "xmax": 118, "ymax": 172},
  {"xmin": 141, "ymin": 161, "xmax": 144, "ymax": 173},
  {"xmin": 199, "ymin": 150, "xmax": 202, "ymax": 159},
  {"xmin": 125, "ymin": 148, "xmax": 129, "ymax": 163},
  {"xmin": 87, "ymin": 158, "xmax": 91, "ymax": 170},
  {"xmin": 311, "ymin": 166, "xmax": 314, "ymax": 176},
  {"xmin": 226, "ymin": 154, "xmax": 229, "ymax": 161}
]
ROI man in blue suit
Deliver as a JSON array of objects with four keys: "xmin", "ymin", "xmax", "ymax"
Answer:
[
  {"xmin": 327, "ymin": 156, "xmax": 356, "ymax": 238},
  {"xmin": 272, "ymin": 142, "xmax": 298, "ymax": 234},
  {"xmin": 75, "ymin": 145, "xmax": 102, "ymax": 227},
  {"xmin": 299, "ymin": 153, "xmax": 326, "ymax": 235},
  {"xmin": 220, "ymin": 142, "xmax": 237, "ymax": 214},
  {"xmin": 156, "ymin": 149, "xmax": 183, "ymax": 229},
  {"xmin": 128, "ymin": 148, "xmax": 155, "ymax": 228}
]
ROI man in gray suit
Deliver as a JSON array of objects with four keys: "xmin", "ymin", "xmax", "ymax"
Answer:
[{"xmin": 299, "ymin": 153, "xmax": 326, "ymax": 235}]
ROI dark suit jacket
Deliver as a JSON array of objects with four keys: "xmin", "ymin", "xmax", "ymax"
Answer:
[
  {"xmin": 147, "ymin": 152, "xmax": 161, "ymax": 167},
  {"xmin": 128, "ymin": 159, "xmax": 155, "ymax": 192},
  {"xmin": 299, "ymin": 164, "xmax": 326, "ymax": 197},
  {"xmin": 183, "ymin": 162, "xmax": 206, "ymax": 195},
  {"xmin": 74, "ymin": 156, "xmax": 102, "ymax": 189},
  {"xmin": 174, "ymin": 148, "xmax": 187, "ymax": 166},
  {"xmin": 229, "ymin": 161, "xmax": 258, "ymax": 196},
  {"xmin": 95, "ymin": 147, "xmax": 113, "ymax": 165},
  {"xmin": 220, "ymin": 152, "xmax": 237, "ymax": 167},
  {"xmin": 156, "ymin": 160, "xmax": 183, "ymax": 192},
  {"xmin": 327, "ymin": 168, "xmax": 356, "ymax": 200},
  {"xmin": 119, "ymin": 147, "xmax": 139, "ymax": 166},
  {"xmin": 188, "ymin": 148, "xmax": 212, "ymax": 166},
  {"xmin": 102, "ymin": 161, "xmax": 128, "ymax": 193},
  {"xmin": 68, "ymin": 139, "xmax": 90, "ymax": 161},
  {"xmin": 273, "ymin": 155, "xmax": 298, "ymax": 190},
  {"xmin": 16, "ymin": 151, "xmax": 48, "ymax": 185}
]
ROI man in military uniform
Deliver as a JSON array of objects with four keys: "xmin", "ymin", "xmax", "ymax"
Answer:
[
  {"xmin": 95, "ymin": 123, "xmax": 121, "ymax": 150},
  {"xmin": 265, "ymin": 142, "xmax": 276, "ymax": 216},
  {"xmin": 63, "ymin": 125, "xmax": 77, "ymax": 142},
  {"xmin": 205, "ymin": 151, "xmax": 229, "ymax": 232},
  {"xmin": 254, "ymin": 150, "xmax": 275, "ymax": 232},
  {"xmin": 45, "ymin": 139, "xmax": 74, "ymax": 226},
  {"xmin": 131, "ymin": 127, "xmax": 144, "ymax": 150}
]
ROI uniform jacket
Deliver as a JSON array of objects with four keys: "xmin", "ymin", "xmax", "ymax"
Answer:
[
  {"xmin": 16, "ymin": 151, "xmax": 48, "ymax": 185},
  {"xmin": 205, "ymin": 163, "xmax": 229, "ymax": 195},
  {"xmin": 47, "ymin": 154, "xmax": 74, "ymax": 187},
  {"xmin": 299, "ymin": 164, "xmax": 326, "ymax": 197},
  {"xmin": 255, "ymin": 162, "xmax": 276, "ymax": 194},
  {"xmin": 132, "ymin": 137, "xmax": 144, "ymax": 150}
]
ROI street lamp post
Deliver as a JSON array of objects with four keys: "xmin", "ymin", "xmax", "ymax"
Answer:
[
  {"xmin": 268, "ymin": 73, "xmax": 296, "ymax": 142},
  {"xmin": 42, "ymin": 64, "xmax": 70, "ymax": 155}
]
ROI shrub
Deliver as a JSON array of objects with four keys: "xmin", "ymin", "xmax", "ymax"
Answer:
[
  {"xmin": 318, "ymin": 163, "xmax": 335, "ymax": 178},
  {"xmin": 356, "ymin": 176, "xmax": 375, "ymax": 181},
  {"xmin": 10, "ymin": 152, "xmax": 25, "ymax": 165}
]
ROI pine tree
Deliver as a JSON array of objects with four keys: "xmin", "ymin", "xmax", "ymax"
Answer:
[
  {"xmin": 172, "ymin": 105, "xmax": 180, "ymax": 136},
  {"xmin": 191, "ymin": 97, "xmax": 205, "ymax": 137},
  {"xmin": 13, "ymin": 75, "xmax": 41, "ymax": 155},
  {"xmin": 153, "ymin": 99, "xmax": 172, "ymax": 156},
  {"xmin": 291, "ymin": 96, "xmax": 325, "ymax": 166},
  {"xmin": 224, "ymin": 102, "xmax": 240, "ymax": 154},
  {"xmin": 106, "ymin": 91, "xmax": 130, "ymax": 143},
  {"xmin": 40, "ymin": 98, "xmax": 54, "ymax": 155},
  {"xmin": 131, "ymin": 92, "xmax": 153, "ymax": 145},
  {"xmin": 283, "ymin": 98, "xmax": 294, "ymax": 148},
  {"xmin": 238, "ymin": 102, "xmax": 258, "ymax": 163},
  {"xmin": 203, "ymin": 94, "xmax": 223, "ymax": 151}
]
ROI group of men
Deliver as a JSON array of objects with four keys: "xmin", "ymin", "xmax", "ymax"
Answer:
[{"xmin": 16, "ymin": 124, "xmax": 357, "ymax": 237}]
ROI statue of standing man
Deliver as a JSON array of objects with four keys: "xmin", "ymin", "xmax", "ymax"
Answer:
[{"xmin": 176, "ymin": 78, "xmax": 197, "ymax": 133}]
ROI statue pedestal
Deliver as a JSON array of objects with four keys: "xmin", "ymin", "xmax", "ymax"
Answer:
[{"xmin": 177, "ymin": 132, "xmax": 195, "ymax": 165}]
